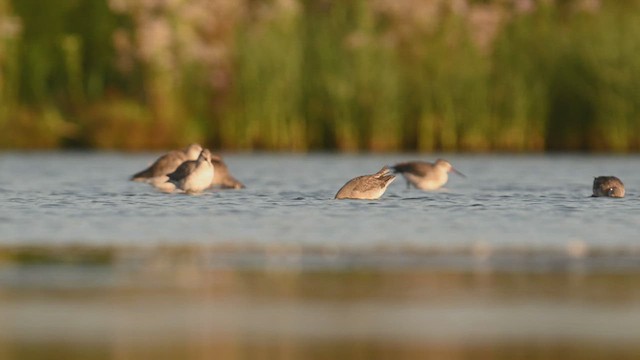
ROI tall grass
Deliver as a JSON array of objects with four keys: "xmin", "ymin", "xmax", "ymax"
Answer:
[
  {"xmin": 224, "ymin": 5, "xmax": 303, "ymax": 150},
  {"xmin": 2, "ymin": 0, "xmax": 640, "ymax": 151}
]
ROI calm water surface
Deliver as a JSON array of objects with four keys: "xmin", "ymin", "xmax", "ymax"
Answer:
[
  {"xmin": 1, "ymin": 152, "xmax": 640, "ymax": 359},
  {"xmin": 1, "ymin": 152, "xmax": 639, "ymax": 252}
]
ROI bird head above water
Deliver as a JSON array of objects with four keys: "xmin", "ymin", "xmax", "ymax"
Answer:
[
  {"xmin": 434, "ymin": 159, "xmax": 466, "ymax": 178},
  {"xmin": 593, "ymin": 176, "xmax": 625, "ymax": 198},
  {"xmin": 198, "ymin": 149, "xmax": 212, "ymax": 163},
  {"xmin": 184, "ymin": 143, "xmax": 203, "ymax": 160}
]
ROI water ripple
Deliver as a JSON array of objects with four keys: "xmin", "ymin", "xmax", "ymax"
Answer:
[{"xmin": 0, "ymin": 153, "xmax": 638, "ymax": 253}]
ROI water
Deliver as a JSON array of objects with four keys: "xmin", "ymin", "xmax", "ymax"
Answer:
[
  {"xmin": 1, "ymin": 152, "xmax": 638, "ymax": 252},
  {"xmin": 1, "ymin": 152, "xmax": 640, "ymax": 359}
]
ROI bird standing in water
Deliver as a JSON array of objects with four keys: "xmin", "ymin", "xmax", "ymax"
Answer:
[
  {"xmin": 166, "ymin": 149, "xmax": 215, "ymax": 194},
  {"xmin": 391, "ymin": 159, "xmax": 465, "ymax": 190},
  {"xmin": 335, "ymin": 166, "xmax": 396, "ymax": 200},
  {"xmin": 592, "ymin": 176, "xmax": 625, "ymax": 198},
  {"xmin": 130, "ymin": 144, "xmax": 203, "ymax": 182}
]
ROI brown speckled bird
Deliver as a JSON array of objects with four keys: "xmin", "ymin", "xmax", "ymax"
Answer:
[{"xmin": 335, "ymin": 166, "xmax": 396, "ymax": 200}]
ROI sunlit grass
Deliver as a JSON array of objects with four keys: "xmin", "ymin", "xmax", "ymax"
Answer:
[{"xmin": 2, "ymin": 1, "xmax": 640, "ymax": 151}]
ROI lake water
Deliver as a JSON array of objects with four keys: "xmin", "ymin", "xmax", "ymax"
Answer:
[
  {"xmin": 1, "ymin": 152, "xmax": 640, "ymax": 359},
  {"xmin": 1, "ymin": 152, "xmax": 639, "ymax": 252}
]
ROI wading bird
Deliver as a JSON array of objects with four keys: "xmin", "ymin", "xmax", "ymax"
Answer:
[
  {"xmin": 335, "ymin": 166, "xmax": 396, "ymax": 200},
  {"xmin": 391, "ymin": 159, "xmax": 465, "ymax": 190},
  {"xmin": 166, "ymin": 149, "xmax": 215, "ymax": 194},
  {"xmin": 130, "ymin": 144, "xmax": 203, "ymax": 182}
]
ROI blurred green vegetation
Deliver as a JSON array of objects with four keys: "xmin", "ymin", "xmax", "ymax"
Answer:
[{"xmin": 1, "ymin": 0, "xmax": 640, "ymax": 151}]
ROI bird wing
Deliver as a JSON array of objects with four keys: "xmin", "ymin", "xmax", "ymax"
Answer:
[
  {"xmin": 154, "ymin": 151, "xmax": 187, "ymax": 173},
  {"xmin": 392, "ymin": 161, "xmax": 431, "ymax": 177},
  {"xmin": 167, "ymin": 160, "xmax": 197, "ymax": 181},
  {"xmin": 131, "ymin": 151, "xmax": 186, "ymax": 179}
]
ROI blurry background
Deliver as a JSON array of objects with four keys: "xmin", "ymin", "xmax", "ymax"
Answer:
[
  {"xmin": 1, "ymin": 0, "xmax": 640, "ymax": 152},
  {"xmin": 3, "ymin": 2, "xmax": 640, "ymax": 358}
]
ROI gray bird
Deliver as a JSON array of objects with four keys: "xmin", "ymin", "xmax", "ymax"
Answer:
[
  {"xmin": 166, "ymin": 149, "xmax": 215, "ymax": 194},
  {"xmin": 131, "ymin": 144, "xmax": 203, "ymax": 182},
  {"xmin": 335, "ymin": 166, "xmax": 396, "ymax": 200},
  {"xmin": 592, "ymin": 176, "xmax": 625, "ymax": 198},
  {"xmin": 391, "ymin": 159, "xmax": 465, "ymax": 190}
]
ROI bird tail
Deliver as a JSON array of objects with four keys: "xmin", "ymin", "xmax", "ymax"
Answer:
[
  {"xmin": 130, "ymin": 168, "xmax": 154, "ymax": 181},
  {"xmin": 222, "ymin": 176, "xmax": 246, "ymax": 189}
]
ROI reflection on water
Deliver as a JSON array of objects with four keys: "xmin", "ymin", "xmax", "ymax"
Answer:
[{"xmin": 2, "ymin": 247, "xmax": 640, "ymax": 359}]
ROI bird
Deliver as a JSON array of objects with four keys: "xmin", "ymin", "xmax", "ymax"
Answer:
[
  {"xmin": 130, "ymin": 144, "xmax": 203, "ymax": 182},
  {"xmin": 209, "ymin": 154, "xmax": 245, "ymax": 189},
  {"xmin": 391, "ymin": 159, "xmax": 465, "ymax": 190},
  {"xmin": 592, "ymin": 176, "xmax": 625, "ymax": 198},
  {"xmin": 335, "ymin": 166, "xmax": 396, "ymax": 200},
  {"xmin": 166, "ymin": 149, "xmax": 215, "ymax": 194}
]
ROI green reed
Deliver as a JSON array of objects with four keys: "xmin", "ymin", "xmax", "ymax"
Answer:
[
  {"xmin": 224, "ymin": 9, "xmax": 303, "ymax": 150},
  {"xmin": 2, "ymin": 0, "xmax": 640, "ymax": 151},
  {"xmin": 208, "ymin": 0, "xmax": 640, "ymax": 152}
]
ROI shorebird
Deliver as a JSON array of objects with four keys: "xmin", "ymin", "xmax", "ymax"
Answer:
[
  {"xmin": 166, "ymin": 149, "xmax": 214, "ymax": 194},
  {"xmin": 210, "ymin": 154, "xmax": 245, "ymax": 189},
  {"xmin": 391, "ymin": 159, "xmax": 465, "ymax": 190},
  {"xmin": 130, "ymin": 144, "xmax": 203, "ymax": 182},
  {"xmin": 335, "ymin": 166, "xmax": 396, "ymax": 200},
  {"xmin": 592, "ymin": 176, "xmax": 625, "ymax": 198}
]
